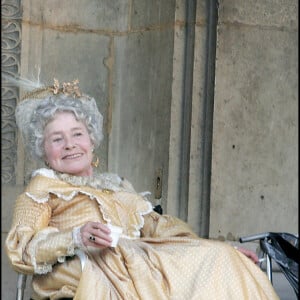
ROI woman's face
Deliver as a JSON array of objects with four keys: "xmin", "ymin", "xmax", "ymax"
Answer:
[{"xmin": 43, "ymin": 111, "xmax": 94, "ymax": 176}]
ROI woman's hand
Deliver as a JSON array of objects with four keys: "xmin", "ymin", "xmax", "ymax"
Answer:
[
  {"xmin": 80, "ymin": 221, "xmax": 112, "ymax": 249},
  {"xmin": 235, "ymin": 246, "xmax": 259, "ymax": 264}
]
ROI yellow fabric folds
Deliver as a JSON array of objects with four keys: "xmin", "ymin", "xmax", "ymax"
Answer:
[{"xmin": 5, "ymin": 173, "xmax": 279, "ymax": 299}]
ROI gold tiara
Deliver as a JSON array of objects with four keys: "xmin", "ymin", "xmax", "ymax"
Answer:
[
  {"xmin": 53, "ymin": 78, "xmax": 82, "ymax": 97},
  {"xmin": 22, "ymin": 78, "xmax": 82, "ymax": 100}
]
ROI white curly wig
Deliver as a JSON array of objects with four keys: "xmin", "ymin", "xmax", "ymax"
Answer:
[{"xmin": 15, "ymin": 81, "xmax": 104, "ymax": 161}]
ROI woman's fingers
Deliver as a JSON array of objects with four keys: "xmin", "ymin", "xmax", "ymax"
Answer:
[
  {"xmin": 81, "ymin": 221, "xmax": 112, "ymax": 248},
  {"xmin": 91, "ymin": 222, "xmax": 111, "ymax": 234},
  {"xmin": 236, "ymin": 247, "xmax": 259, "ymax": 264}
]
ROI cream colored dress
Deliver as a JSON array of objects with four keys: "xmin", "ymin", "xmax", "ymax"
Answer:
[{"xmin": 5, "ymin": 168, "xmax": 279, "ymax": 300}]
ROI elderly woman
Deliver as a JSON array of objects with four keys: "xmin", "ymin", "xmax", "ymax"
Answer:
[{"xmin": 5, "ymin": 79, "xmax": 279, "ymax": 300}]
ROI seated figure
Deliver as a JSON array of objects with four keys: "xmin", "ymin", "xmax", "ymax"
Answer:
[{"xmin": 5, "ymin": 79, "xmax": 279, "ymax": 299}]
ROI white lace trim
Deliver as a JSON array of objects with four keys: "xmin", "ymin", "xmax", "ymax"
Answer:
[
  {"xmin": 25, "ymin": 189, "xmax": 113, "ymax": 225},
  {"xmin": 56, "ymin": 170, "xmax": 125, "ymax": 192},
  {"xmin": 27, "ymin": 226, "xmax": 76, "ymax": 274},
  {"xmin": 27, "ymin": 168, "xmax": 154, "ymax": 239},
  {"xmin": 27, "ymin": 227, "xmax": 58, "ymax": 274},
  {"xmin": 72, "ymin": 226, "xmax": 87, "ymax": 250},
  {"xmin": 130, "ymin": 200, "xmax": 153, "ymax": 238},
  {"xmin": 24, "ymin": 192, "xmax": 50, "ymax": 203},
  {"xmin": 31, "ymin": 168, "xmax": 150, "ymax": 196},
  {"xmin": 25, "ymin": 188, "xmax": 153, "ymax": 239},
  {"xmin": 32, "ymin": 168, "xmax": 57, "ymax": 179},
  {"xmin": 58, "ymin": 243, "xmax": 75, "ymax": 263}
]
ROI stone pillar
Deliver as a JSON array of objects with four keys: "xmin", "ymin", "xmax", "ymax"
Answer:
[{"xmin": 1, "ymin": 0, "xmax": 22, "ymax": 185}]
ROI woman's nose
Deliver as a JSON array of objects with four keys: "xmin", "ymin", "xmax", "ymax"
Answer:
[{"xmin": 64, "ymin": 137, "xmax": 75, "ymax": 149}]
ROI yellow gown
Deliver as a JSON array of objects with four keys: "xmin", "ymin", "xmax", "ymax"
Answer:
[{"xmin": 5, "ymin": 168, "xmax": 279, "ymax": 300}]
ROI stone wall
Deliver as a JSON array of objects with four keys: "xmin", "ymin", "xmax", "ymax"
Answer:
[{"xmin": 210, "ymin": 0, "xmax": 298, "ymax": 239}]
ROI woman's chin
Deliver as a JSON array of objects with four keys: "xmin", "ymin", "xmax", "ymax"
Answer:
[{"xmin": 59, "ymin": 165, "xmax": 93, "ymax": 177}]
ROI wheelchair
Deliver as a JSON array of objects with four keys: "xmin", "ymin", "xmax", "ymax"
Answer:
[{"xmin": 239, "ymin": 232, "xmax": 299, "ymax": 298}]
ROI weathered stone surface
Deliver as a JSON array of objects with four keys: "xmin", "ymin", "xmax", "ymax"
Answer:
[
  {"xmin": 22, "ymin": 0, "xmax": 130, "ymax": 31},
  {"xmin": 210, "ymin": 0, "xmax": 298, "ymax": 238}
]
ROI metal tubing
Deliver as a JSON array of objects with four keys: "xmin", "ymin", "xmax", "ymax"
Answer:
[
  {"xmin": 239, "ymin": 232, "xmax": 270, "ymax": 243},
  {"xmin": 16, "ymin": 273, "xmax": 26, "ymax": 300},
  {"xmin": 266, "ymin": 254, "xmax": 273, "ymax": 284}
]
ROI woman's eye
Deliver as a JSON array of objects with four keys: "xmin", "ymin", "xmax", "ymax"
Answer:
[
  {"xmin": 74, "ymin": 132, "xmax": 83, "ymax": 137},
  {"xmin": 53, "ymin": 137, "xmax": 62, "ymax": 142}
]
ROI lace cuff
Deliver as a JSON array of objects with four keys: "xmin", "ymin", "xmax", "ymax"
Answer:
[{"xmin": 72, "ymin": 226, "xmax": 87, "ymax": 250}]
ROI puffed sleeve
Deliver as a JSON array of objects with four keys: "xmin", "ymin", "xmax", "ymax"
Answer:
[
  {"xmin": 5, "ymin": 193, "xmax": 75, "ymax": 275},
  {"xmin": 140, "ymin": 211, "xmax": 199, "ymax": 239}
]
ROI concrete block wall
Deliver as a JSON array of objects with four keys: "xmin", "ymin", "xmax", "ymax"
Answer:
[{"xmin": 210, "ymin": 0, "xmax": 298, "ymax": 239}]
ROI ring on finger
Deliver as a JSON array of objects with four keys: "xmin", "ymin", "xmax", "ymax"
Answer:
[{"xmin": 89, "ymin": 235, "xmax": 96, "ymax": 242}]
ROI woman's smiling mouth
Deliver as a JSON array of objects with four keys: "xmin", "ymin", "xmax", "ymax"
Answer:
[{"xmin": 63, "ymin": 153, "xmax": 83, "ymax": 160}]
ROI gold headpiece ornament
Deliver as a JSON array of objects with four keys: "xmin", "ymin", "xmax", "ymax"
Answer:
[
  {"xmin": 52, "ymin": 78, "xmax": 82, "ymax": 97},
  {"xmin": 22, "ymin": 78, "xmax": 82, "ymax": 101}
]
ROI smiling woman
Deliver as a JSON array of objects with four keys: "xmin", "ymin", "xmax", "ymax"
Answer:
[
  {"xmin": 14, "ymin": 80, "xmax": 103, "ymax": 164},
  {"xmin": 5, "ymin": 79, "xmax": 279, "ymax": 300},
  {"xmin": 43, "ymin": 112, "xmax": 94, "ymax": 176}
]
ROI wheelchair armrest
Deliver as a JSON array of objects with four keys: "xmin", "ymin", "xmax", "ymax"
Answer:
[
  {"xmin": 239, "ymin": 232, "xmax": 273, "ymax": 283},
  {"xmin": 16, "ymin": 273, "xmax": 27, "ymax": 300},
  {"xmin": 74, "ymin": 248, "xmax": 87, "ymax": 271},
  {"xmin": 239, "ymin": 232, "xmax": 270, "ymax": 243}
]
